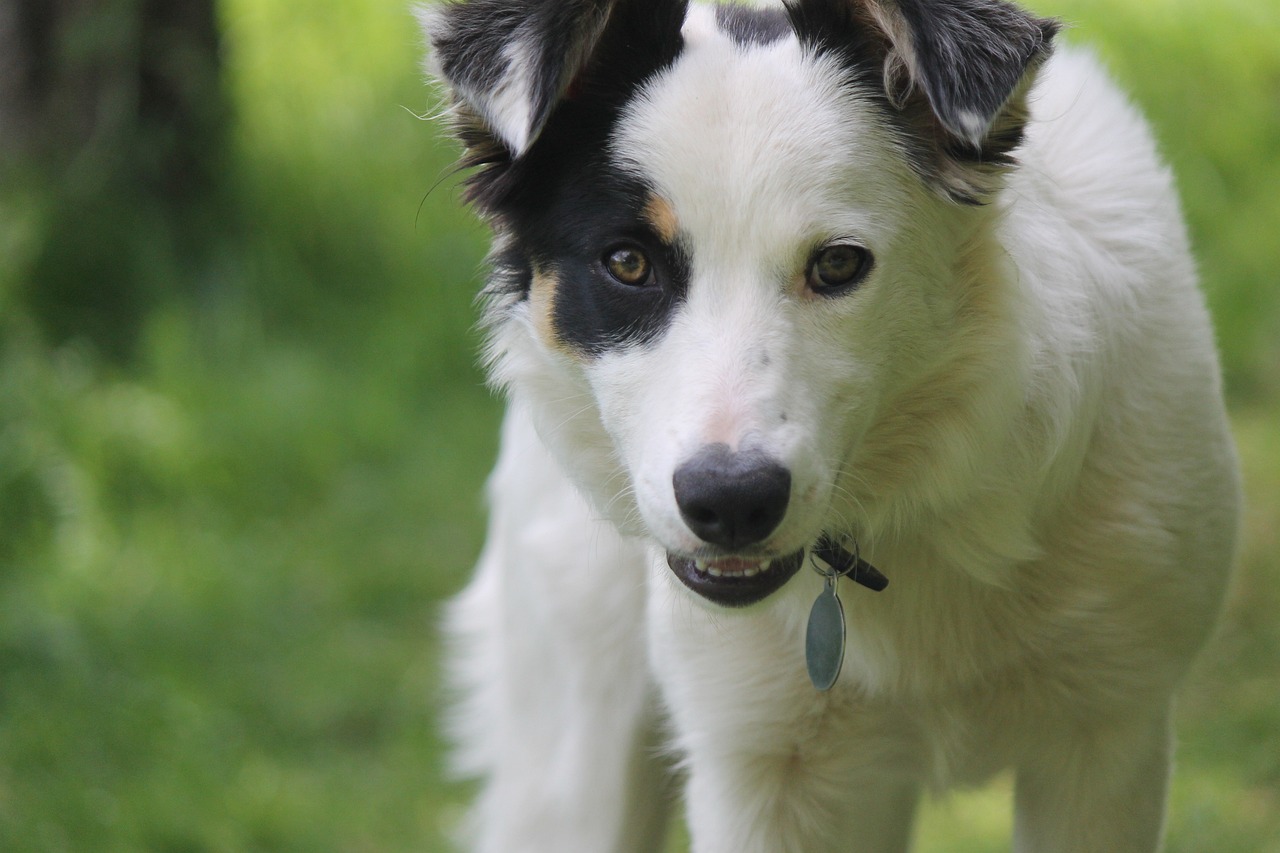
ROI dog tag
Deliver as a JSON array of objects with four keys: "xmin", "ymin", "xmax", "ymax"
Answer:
[{"xmin": 805, "ymin": 576, "xmax": 845, "ymax": 692}]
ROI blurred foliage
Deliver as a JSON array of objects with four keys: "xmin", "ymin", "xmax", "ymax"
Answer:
[
  {"xmin": 0, "ymin": 0, "xmax": 1276, "ymax": 850},
  {"xmin": 1, "ymin": 0, "xmax": 228, "ymax": 358}
]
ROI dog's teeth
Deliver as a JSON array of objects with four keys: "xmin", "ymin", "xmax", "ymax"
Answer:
[{"xmin": 693, "ymin": 557, "xmax": 774, "ymax": 579}]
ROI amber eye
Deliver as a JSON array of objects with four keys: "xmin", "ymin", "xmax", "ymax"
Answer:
[
  {"xmin": 808, "ymin": 244, "xmax": 873, "ymax": 294},
  {"xmin": 603, "ymin": 246, "xmax": 652, "ymax": 287}
]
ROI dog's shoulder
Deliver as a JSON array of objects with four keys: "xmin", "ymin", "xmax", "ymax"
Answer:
[
  {"xmin": 1005, "ymin": 46, "xmax": 1200, "ymax": 338},
  {"xmin": 1015, "ymin": 47, "xmax": 1186, "ymax": 239}
]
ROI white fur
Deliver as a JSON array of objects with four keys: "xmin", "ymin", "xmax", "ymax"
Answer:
[{"xmin": 446, "ymin": 25, "xmax": 1240, "ymax": 853}]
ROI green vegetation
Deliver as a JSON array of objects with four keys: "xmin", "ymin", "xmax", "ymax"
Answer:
[{"xmin": 0, "ymin": 0, "xmax": 1275, "ymax": 850}]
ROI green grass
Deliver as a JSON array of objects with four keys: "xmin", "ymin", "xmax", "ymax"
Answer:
[{"xmin": 0, "ymin": 0, "xmax": 1277, "ymax": 850}]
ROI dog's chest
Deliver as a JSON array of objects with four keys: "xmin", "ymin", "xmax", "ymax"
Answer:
[{"xmin": 650, "ymin": 556, "xmax": 1119, "ymax": 778}]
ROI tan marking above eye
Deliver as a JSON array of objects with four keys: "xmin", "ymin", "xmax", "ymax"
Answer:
[{"xmin": 643, "ymin": 195, "xmax": 680, "ymax": 244}]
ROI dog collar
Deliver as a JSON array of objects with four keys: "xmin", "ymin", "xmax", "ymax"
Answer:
[{"xmin": 812, "ymin": 535, "xmax": 888, "ymax": 591}]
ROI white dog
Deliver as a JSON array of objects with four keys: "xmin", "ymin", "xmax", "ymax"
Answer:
[{"xmin": 421, "ymin": 1, "xmax": 1241, "ymax": 850}]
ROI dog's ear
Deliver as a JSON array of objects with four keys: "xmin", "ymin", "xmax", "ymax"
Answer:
[
  {"xmin": 419, "ymin": 0, "xmax": 687, "ymax": 157},
  {"xmin": 789, "ymin": 0, "xmax": 1059, "ymax": 203}
]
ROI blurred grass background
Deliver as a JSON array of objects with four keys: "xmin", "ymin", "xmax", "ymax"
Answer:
[{"xmin": 0, "ymin": 0, "xmax": 1275, "ymax": 850}]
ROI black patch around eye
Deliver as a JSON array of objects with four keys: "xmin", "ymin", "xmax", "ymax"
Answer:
[
  {"xmin": 550, "ymin": 190, "xmax": 691, "ymax": 356},
  {"xmin": 715, "ymin": 3, "xmax": 792, "ymax": 46},
  {"xmin": 495, "ymin": 156, "xmax": 690, "ymax": 356},
  {"xmin": 462, "ymin": 0, "xmax": 692, "ymax": 356},
  {"xmin": 551, "ymin": 241, "xmax": 688, "ymax": 355}
]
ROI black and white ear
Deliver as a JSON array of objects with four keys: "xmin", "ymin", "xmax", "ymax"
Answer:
[
  {"xmin": 418, "ymin": 0, "xmax": 611, "ymax": 155},
  {"xmin": 419, "ymin": 0, "xmax": 687, "ymax": 158},
  {"xmin": 791, "ymin": 0, "xmax": 1059, "ymax": 202},
  {"xmin": 874, "ymin": 0, "xmax": 1058, "ymax": 150}
]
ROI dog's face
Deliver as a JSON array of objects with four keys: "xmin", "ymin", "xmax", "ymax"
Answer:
[{"xmin": 424, "ymin": 0, "xmax": 1056, "ymax": 606}]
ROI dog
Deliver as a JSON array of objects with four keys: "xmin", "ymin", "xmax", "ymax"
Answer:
[{"xmin": 420, "ymin": 1, "xmax": 1241, "ymax": 850}]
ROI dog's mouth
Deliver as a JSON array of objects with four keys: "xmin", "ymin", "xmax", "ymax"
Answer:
[{"xmin": 665, "ymin": 549, "xmax": 807, "ymax": 607}]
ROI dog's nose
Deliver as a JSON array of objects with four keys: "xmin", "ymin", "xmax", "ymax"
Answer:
[{"xmin": 672, "ymin": 444, "xmax": 791, "ymax": 550}]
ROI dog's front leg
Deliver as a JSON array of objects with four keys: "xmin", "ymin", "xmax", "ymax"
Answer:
[
  {"xmin": 1012, "ymin": 702, "xmax": 1174, "ymax": 852},
  {"xmin": 680, "ymin": 750, "xmax": 920, "ymax": 853},
  {"xmin": 445, "ymin": 406, "xmax": 672, "ymax": 853},
  {"xmin": 651, "ymin": 602, "xmax": 921, "ymax": 853}
]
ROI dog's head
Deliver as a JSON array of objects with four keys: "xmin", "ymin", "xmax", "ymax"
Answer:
[{"xmin": 422, "ymin": 0, "xmax": 1057, "ymax": 606}]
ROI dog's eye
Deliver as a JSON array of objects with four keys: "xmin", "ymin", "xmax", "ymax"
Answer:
[
  {"xmin": 808, "ymin": 245, "xmax": 873, "ymax": 294},
  {"xmin": 603, "ymin": 246, "xmax": 652, "ymax": 287}
]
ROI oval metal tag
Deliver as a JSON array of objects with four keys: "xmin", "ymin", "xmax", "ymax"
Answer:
[{"xmin": 805, "ymin": 582, "xmax": 846, "ymax": 691}]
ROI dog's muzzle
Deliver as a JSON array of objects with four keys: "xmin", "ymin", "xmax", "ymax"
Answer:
[{"xmin": 666, "ymin": 444, "xmax": 804, "ymax": 606}]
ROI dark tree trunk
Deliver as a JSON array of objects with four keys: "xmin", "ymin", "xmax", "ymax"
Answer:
[
  {"xmin": 1, "ymin": 0, "xmax": 225, "ymax": 194},
  {"xmin": 1, "ymin": 0, "xmax": 228, "ymax": 358}
]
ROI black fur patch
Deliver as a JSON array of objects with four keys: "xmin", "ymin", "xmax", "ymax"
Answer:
[
  {"xmin": 430, "ymin": 0, "xmax": 613, "ymax": 148},
  {"xmin": 506, "ymin": 162, "xmax": 691, "ymax": 355},
  {"xmin": 439, "ymin": 0, "xmax": 692, "ymax": 355},
  {"xmin": 715, "ymin": 3, "xmax": 792, "ymax": 46},
  {"xmin": 786, "ymin": 0, "xmax": 1057, "ymax": 204},
  {"xmin": 453, "ymin": 0, "xmax": 688, "ymax": 212},
  {"xmin": 784, "ymin": 0, "xmax": 891, "ymax": 94},
  {"xmin": 893, "ymin": 0, "xmax": 1057, "ymax": 146}
]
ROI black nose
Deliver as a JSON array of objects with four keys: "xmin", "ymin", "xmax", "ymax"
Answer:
[{"xmin": 672, "ymin": 444, "xmax": 791, "ymax": 550}]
